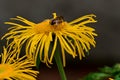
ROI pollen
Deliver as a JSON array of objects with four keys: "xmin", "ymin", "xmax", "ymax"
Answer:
[{"xmin": 0, "ymin": 64, "xmax": 13, "ymax": 78}]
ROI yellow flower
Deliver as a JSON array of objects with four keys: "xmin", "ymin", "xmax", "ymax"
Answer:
[
  {"xmin": 2, "ymin": 13, "xmax": 97, "ymax": 67},
  {"xmin": 0, "ymin": 47, "xmax": 39, "ymax": 80}
]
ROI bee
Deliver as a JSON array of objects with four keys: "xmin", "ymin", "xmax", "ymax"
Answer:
[{"xmin": 50, "ymin": 16, "xmax": 64, "ymax": 25}]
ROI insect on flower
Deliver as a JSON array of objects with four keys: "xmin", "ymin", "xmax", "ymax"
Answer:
[
  {"xmin": 0, "ymin": 47, "xmax": 39, "ymax": 80},
  {"xmin": 50, "ymin": 15, "xmax": 64, "ymax": 25},
  {"xmin": 2, "ymin": 13, "xmax": 98, "ymax": 67}
]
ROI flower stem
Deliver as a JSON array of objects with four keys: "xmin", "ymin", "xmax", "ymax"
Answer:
[
  {"xmin": 36, "ymin": 53, "xmax": 40, "ymax": 70},
  {"xmin": 54, "ymin": 52, "xmax": 67, "ymax": 80}
]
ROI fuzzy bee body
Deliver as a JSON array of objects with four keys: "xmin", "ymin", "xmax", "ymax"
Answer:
[{"xmin": 50, "ymin": 16, "xmax": 64, "ymax": 25}]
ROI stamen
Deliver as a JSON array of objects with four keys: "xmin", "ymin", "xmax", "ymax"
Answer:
[{"xmin": 52, "ymin": 13, "xmax": 57, "ymax": 19}]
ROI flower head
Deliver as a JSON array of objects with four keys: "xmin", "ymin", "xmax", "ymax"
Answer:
[
  {"xmin": 2, "ymin": 13, "xmax": 97, "ymax": 67},
  {"xmin": 0, "ymin": 47, "xmax": 39, "ymax": 80}
]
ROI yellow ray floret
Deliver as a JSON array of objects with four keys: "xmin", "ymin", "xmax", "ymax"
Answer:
[
  {"xmin": 0, "ymin": 47, "xmax": 39, "ymax": 80},
  {"xmin": 2, "ymin": 13, "xmax": 98, "ymax": 67}
]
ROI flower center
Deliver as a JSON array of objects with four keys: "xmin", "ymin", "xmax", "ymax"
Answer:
[
  {"xmin": 0, "ymin": 64, "xmax": 13, "ymax": 78},
  {"xmin": 34, "ymin": 13, "xmax": 66, "ymax": 34}
]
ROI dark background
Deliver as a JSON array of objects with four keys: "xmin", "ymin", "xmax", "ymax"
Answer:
[{"xmin": 0, "ymin": 0, "xmax": 120, "ymax": 80}]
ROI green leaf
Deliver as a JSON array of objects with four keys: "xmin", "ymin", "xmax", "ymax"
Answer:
[
  {"xmin": 83, "ymin": 72, "xmax": 110, "ymax": 80},
  {"xmin": 113, "ymin": 64, "xmax": 120, "ymax": 74},
  {"xmin": 99, "ymin": 66, "xmax": 113, "ymax": 74}
]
